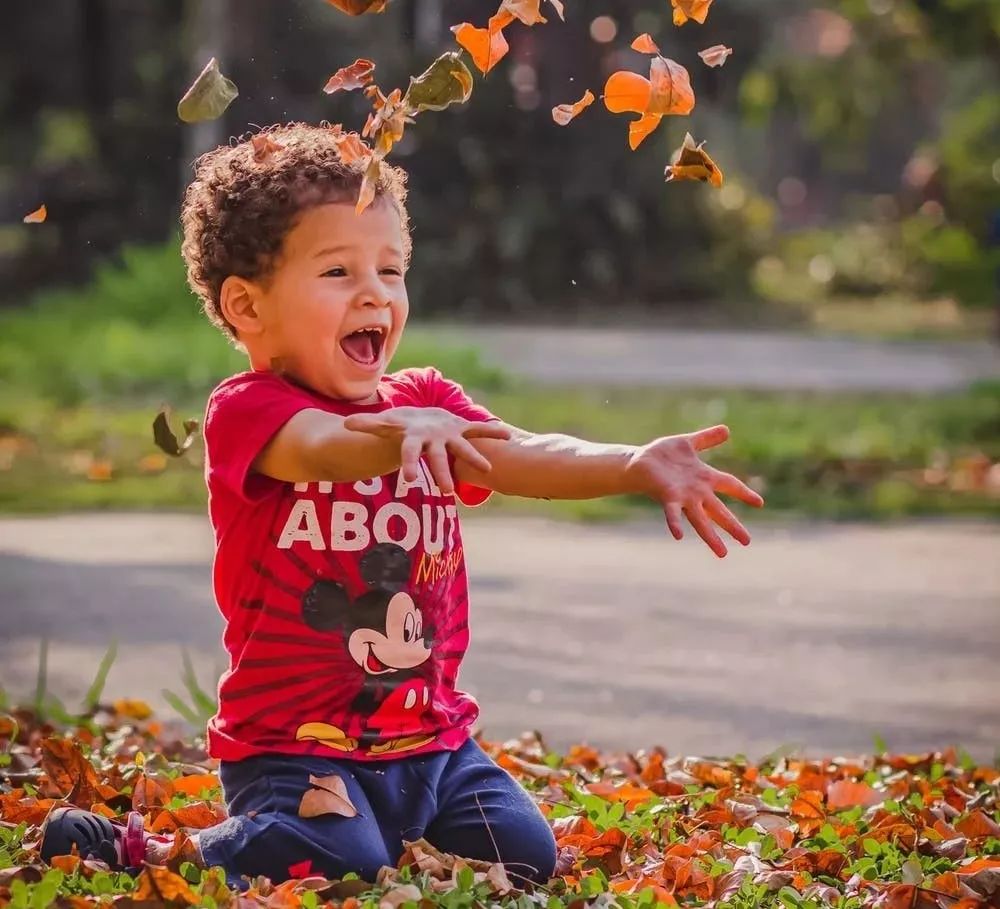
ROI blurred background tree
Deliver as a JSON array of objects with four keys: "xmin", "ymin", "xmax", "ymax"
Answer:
[{"xmin": 1, "ymin": 0, "xmax": 997, "ymax": 322}]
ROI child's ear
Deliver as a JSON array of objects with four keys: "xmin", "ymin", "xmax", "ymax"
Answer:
[{"xmin": 220, "ymin": 276, "xmax": 263, "ymax": 336}]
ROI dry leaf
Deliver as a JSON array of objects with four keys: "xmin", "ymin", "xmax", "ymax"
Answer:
[
  {"xmin": 298, "ymin": 772, "xmax": 358, "ymax": 818},
  {"xmin": 355, "ymin": 155, "xmax": 381, "ymax": 215},
  {"xmin": 323, "ymin": 58, "xmax": 376, "ymax": 94},
  {"xmin": 647, "ymin": 56, "xmax": 695, "ymax": 115},
  {"xmin": 152, "ymin": 410, "xmax": 199, "ymax": 457},
  {"xmin": 499, "ymin": 0, "xmax": 546, "ymax": 26},
  {"xmin": 631, "ymin": 34, "xmax": 660, "ymax": 54},
  {"xmin": 333, "ymin": 131, "xmax": 370, "ymax": 165},
  {"xmin": 826, "ymin": 780, "xmax": 883, "ymax": 810},
  {"xmin": 452, "ymin": 17, "xmax": 510, "ymax": 74},
  {"xmin": 133, "ymin": 865, "xmax": 199, "ymax": 905},
  {"xmin": 665, "ymin": 132, "xmax": 724, "ymax": 187},
  {"xmin": 325, "ymin": 0, "xmax": 387, "ymax": 14},
  {"xmin": 672, "ymin": 0, "xmax": 714, "ymax": 26},
  {"xmin": 629, "ymin": 112, "xmax": 662, "ymax": 149},
  {"xmin": 23, "ymin": 204, "xmax": 46, "ymax": 224},
  {"xmin": 552, "ymin": 89, "xmax": 595, "ymax": 126},
  {"xmin": 603, "ymin": 70, "xmax": 653, "ymax": 114},
  {"xmin": 698, "ymin": 44, "xmax": 733, "ymax": 67},
  {"xmin": 404, "ymin": 51, "xmax": 474, "ymax": 112},
  {"xmin": 177, "ymin": 57, "xmax": 238, "ymax": 123},
  {"xmin": 39, "ymin": 738, "xmax": 116, "ymax": 808}
]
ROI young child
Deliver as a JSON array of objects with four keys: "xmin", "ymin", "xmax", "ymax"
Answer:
[{"xmin": 41, "ymin": 123, "xmax": 762, "ymax": 888}]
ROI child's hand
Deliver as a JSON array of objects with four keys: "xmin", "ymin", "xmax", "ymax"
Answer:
[
  {"xmin": 625, "ymin": 424, "xmax": 764, "ymax": 558},
  {"xmin": 343, "ymin": 407, "xmax": 511, "ymax": 495}
]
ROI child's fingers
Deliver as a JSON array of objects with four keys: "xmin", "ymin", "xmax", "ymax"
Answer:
[
  {"xmin": 343, "ymin": 413, "xmax": 388, "ymax": 435},
  {"xmin": 704, "ymin": 496, "xmax": 750, "ymax": 546},
  {"xmin": 688, "ymin": 424, "xmax": 730, "ymax": 452},
  {"xmin": 684, "ymin": 502, "xmax": 728, "ymax": 558},
  {"xmin": 710, "ymin": 469, "xmax": 764, "ymax": 507},
  {"xmin": 449, "ymin": 436, "xmax": 493, "ymax": 475},
  {"xmin": 400, "ymin": 435, "xmax": 423, "ymax": 482},
  {"xmin": 424, "ymin": 440, "xmax": 455, "ymax": 495},
  {"xmin": 663, "ymin": 501, "xmax": 684, "ymax": 540},
  {"xmin": 463, "ymin": 421, "xmax": 512, "ymax": 441}
]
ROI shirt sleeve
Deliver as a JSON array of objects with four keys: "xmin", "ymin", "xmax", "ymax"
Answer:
[
  {"xmin": 204, "ymin": 371, "xmax": 319, "ymax": 504},
  {"xmin": 419, "ymin": 368, "xmax": 500, "ymax": 508}
]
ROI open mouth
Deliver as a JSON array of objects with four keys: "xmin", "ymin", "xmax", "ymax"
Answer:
[
  {"xmin": 340, "ymin": 326, "xmax": 386, "ymax": 367},
  {"xmin": 365, "ymin": 643, "xmax": 390, "ymax": 673}
]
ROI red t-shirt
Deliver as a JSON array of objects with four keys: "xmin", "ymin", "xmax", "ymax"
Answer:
[{"xmin": 202, "ymin": 367, "xmax": 496, "ymax": 763}]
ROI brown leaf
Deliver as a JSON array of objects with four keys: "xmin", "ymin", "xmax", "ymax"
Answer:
[
  {"xmin": 671, "ymin": 0, "xmax": 714, "ymax": 26},
  {"xmin": 333, "ymin": 131, "xmax": 370, "ymax": 165},
  {"xmin": 152, "ymin": 410, "xmax": 199, "ymax": 458},
  {"xmin": 39, "ymin": 738, "xmax": 114, "ymax": 808},
  {"xmin": 177, "ymin": 57, "xmax": 238, "ymax": 123},
  {"xmin": 552, "ymin": 89, "xmax": 595, "ymax": 126},
  {"xmin": 355, "ymin": 155, "xmax": 381, "ymax": 216},
  {"xmin": 499, "ymin": 0, "xmax": 546, "ymax": 26},
  {"xmin": 698, "ymin": 44, "xmax": 733, "ymax": 67},
  {"xmin": 956, "ymin": 811, "xmax": 1000, "ymax": 840},
  {"xmin": 323, "ymin": 58, "xmax": 376, "ymax": 94},
  {"xmin": 325, "ymin": 0, "xmax": 387, "ymax": 14},
  {"xmin": 133, "ymin": 865, "xmax": 199, "ymax": 905},
  {"xmin": 298, "ymin": 772, "xmax": 358, "ymax": 818},
  {"xmin": 23, "ymin": 204, "xmax": 47, "ymax": 224},
  {"xmin": 665, "ymin": 132, "xmax": 724, "ymax": 188},
  {"xmin": 631, "ymin": 34, "xmax": 660, "ymax": 54},
  {"xmin": 251, "ymin": 134, "xmax": 284, "ymax": 163},
  {"xmin": 827, "ymin": 780, "xmax": 883, "ymax": 810},
  {"xmin": 647, "ymin": 56, "xmax": 695, "ymax": 116}
]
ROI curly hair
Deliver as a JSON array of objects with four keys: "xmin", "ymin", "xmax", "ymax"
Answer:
[{"xmin": 180, "ymin": 122, "xmax": 411, "ymax": 341}]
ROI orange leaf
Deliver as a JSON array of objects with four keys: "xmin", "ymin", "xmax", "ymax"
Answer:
[
  {"xmin": 132, "ymin": 772, "xmax": 174, "ymax": 812},
  {"xmin": 298, "ymin": 772, "xmax": 358, "ymax": 818},
  {"xmin": 956, "ymin": 858, "xmax": 1000, "ymax": 874},
  {"xmin": 877, "ymin": 884, "xmax": 918, "ymax": 909},
  {"xmin": 324, "ymin": 58, "xmax": 376, "ymax": 94},
  {"xmin": 688, "ymin": 761, "xmax": 734, "ymax": 788},
  {"xmin": 452, "ymin": 19, "xmax": 509, "ymax": 75},
  {"xmin": 39, "ymin": 738, "xmax": 116, "ymax": 808},
  {"xmin": 251, "ymin": 135, "xmax": 283, "ymax": 165},
  {"xmin": 628, "ymin": 113, "xmax": 662, "ymax": 149},
  {"xmin": 133, "ymin": 866, "xmax": 199, "ymax": 905},
  {"xmin": 671, "ymin": 0, "xmax": 714, "ymax": 26},
  {"xmin": 790, "ymin": 789, "xmax": 826, "ymax": 836},
  {"xmin": 23, "ymin": 204, "xmax": 47, "ymax": 224},
  {"xmin": 603, "ymin": 70, "xmax": 652, "ymax": 114},
  {"xmin": 355, "ymin": 155, "xmax": 380, "ymax": 216},
  {"xmin": 664, "ymin": 132, "xmax": 724, "ymax": 188},
  {"xmin": 499, "ymin": 0, "xmax": 546, "ymax": 26},
  {"xmin": 956, "ymin": 811, "xmax": 1000, "ymax": 839},
  {"xmin": 827, "ymin": 780, "xmax": 883, "ymax": 810},
  {"xmin": 631, "ymin": 34, "xmax": 660, "ymax": 54},
  {"xmin": 647, "ymin": 56, "xmax": 695, "ymax": 116},
  {"xmin": 552, "ymin": 89, "xmax": 595, "ymax": 125},
  {"xmin": 170, "ymin": 773, "xmax": 221, "ymax": 797},
  {"xmin": 325, "ymin": 0, "xmax": 387, "ymax": 14},
  {"xmin": 698, "ymin": 44, "xmax": 733, "ymax": 67},
  {"xmin": 333, "ymin": 131, "xmax": 370, "ymax": 165}
]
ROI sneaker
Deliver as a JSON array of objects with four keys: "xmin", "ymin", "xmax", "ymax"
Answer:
[{"xmin": 40, "ymin": 807, "xmax": 168, "ymax": 871}]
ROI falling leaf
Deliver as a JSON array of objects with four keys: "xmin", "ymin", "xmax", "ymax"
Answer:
[
  {"xmin": 665, "ymin": 132, "xmax": 724, "ymax": 187},
  {"xmin": 325, "ymin": 0, "xmax": 387, "ymax": 14},
  {"xmin": 647, "ymin": 56, "xmax": 695, "ymax": 115},
  {"xmin": 323, "ymin": 58, "xmax": 376, "ymax": 94},
  {"xmin": 631, "ymin": 34, "xmax": 660, "ymax": 54},
  {"xmin": 552, "ymin": 89, "xmax": 595, "ymax": 126},
  {"xmin": 355, "ymin": 155, "xmax": 381, "ymax": 215},
  {"xmin": 152, "ymin": 410, "xmax": 199, "ymax": 457},
  {"xmin": 698, "ymin": 44, "xmax": 733, "ymax": 67},
  {"xmin": 629, "ymin": 113, "xmax": 662, "ymax": 149},
  {"xmin": 363, "ymin": 86, "xmax": 411, "ymax": 156},
  {"xmin": 499, "ymin": 0, "xmax": 546, "ymax": 26},
  {"xmin": 671, "ymin": 0, "xmax": 714, "ymax": 26},
  {"xmin": 177, "ymin": 57, "xmax": 238, "ymax": 123},
  {"xmin": 23, "ymin": 204, "xmax": 46, "ymax": 224},
  {"xmin": 299, "ymin": 772, "xmax": 358, "ymax": 818},
  {"xmin": 404, "ymin": 51, "xmax": 474, "ymax": 112},
  {"xmin": 603, "ymin": 70, "xmax": 653, "ymax": 114},
  {"xmin": 452, "ymin": 14, "xmax": 510, "ymax": 75},
  {"xmin": 333, "ymin": 131, "xmax": 370, "ymax": 165}
]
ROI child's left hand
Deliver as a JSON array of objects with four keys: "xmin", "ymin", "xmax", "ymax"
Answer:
[{"xmin": 625, "ymin": 424, "xmax": 764, "ymax": 558}]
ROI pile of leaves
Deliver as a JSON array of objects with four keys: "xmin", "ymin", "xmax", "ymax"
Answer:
[{"xmin": 2, "ymin": 704, "xmax": 1000, "ymax": 909}]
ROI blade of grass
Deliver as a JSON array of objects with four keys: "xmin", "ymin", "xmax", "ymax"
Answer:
[
  {"xmin": 33, "ymin": 638, "xmax": 49, "ymax": 717},
  {"xmin": 82, "ymin": 639, "xmax": 119, "ymax": 711},
  {"xmin": 181, "ymin": 650, "xmax": 217, "ymax": 718},
  {"xmin": 162, "ymin": 689, "xmax": 202, "ymax": 727}
]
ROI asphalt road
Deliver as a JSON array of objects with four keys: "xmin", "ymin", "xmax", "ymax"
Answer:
[{"xmin": 1, "ymin": 512, "xmax": 997, "ymax": 761}]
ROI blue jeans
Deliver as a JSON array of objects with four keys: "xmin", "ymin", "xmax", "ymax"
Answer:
[{"xmin": 197, "ymin": 737, "xmax": 557, "ymax": 888}]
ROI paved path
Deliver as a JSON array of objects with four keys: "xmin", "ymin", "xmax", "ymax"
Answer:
[
  {"xmin": 437, "ymin": 326, "xmax": 1000, "ymax": 392},
  {"xmin": 1, "ymin": 513, "xmax": 998, "ymax": 761}
]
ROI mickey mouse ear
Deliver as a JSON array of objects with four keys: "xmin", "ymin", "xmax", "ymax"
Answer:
[
  {"xmin": 360, "ymin": 542, "xmax": 411, "ymax": 592},
  {"xmin": 302, "ymin": 579, "xmax": 350, "ymax": 631}
]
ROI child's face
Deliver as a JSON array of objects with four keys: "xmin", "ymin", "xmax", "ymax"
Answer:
[{"xmin": 252, "ymin": 200, "xmax": 409, "ymax": 403}]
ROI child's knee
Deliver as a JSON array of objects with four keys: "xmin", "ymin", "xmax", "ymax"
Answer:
[{"xmin": 500, "ymin": 820, "xmax": 558, "ymax": 884}]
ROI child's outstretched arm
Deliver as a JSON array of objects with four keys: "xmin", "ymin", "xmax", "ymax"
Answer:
[{"xmin": 455, "ymin": 423, "xmax": 763, "ymax": 558}]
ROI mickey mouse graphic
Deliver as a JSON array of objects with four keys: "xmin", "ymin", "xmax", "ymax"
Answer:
[{"xmin": 295, "ymin": 543, "xmax": 438, "ymax": 755}]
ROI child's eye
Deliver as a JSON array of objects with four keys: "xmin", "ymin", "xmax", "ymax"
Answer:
[
  {"xmin": 322, "ymin": 267, "xmax": 347, "ymax": 277},
  {"xmin": 380, "ymin": 267, "xmax": 402, "ymax": 277}
]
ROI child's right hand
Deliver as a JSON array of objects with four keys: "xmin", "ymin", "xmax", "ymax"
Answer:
[{"xmin": 343, "ymin": 407, "xmax": 511, "ymax": 495}]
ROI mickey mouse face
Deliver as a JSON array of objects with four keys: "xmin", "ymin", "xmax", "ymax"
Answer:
[{"xmin": 347, "ymin": 589, "xmax": 429, "ymax": 675}]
